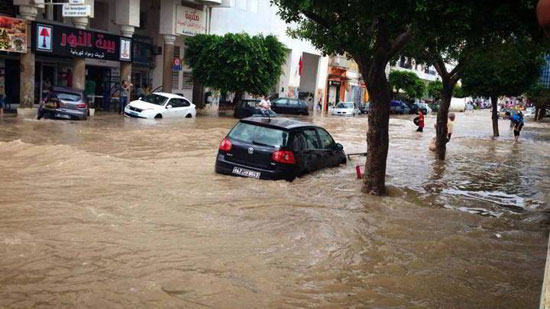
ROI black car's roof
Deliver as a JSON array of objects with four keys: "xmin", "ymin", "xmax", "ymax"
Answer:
[{"xmin": 240, "ymin": 117, "xmax": 318, "ymax": 130}]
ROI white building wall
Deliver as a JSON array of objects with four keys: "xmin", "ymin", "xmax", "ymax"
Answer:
[{"xmin": 210, "ymin": 0, "xmax": 328, "ymax": 101}]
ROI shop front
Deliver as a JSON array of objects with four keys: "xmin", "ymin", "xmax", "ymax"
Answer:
[
  {"xmin": 32, "ymin": 21, "xmax": 132, "ymax": 111},
  {"xmin": 0, "ymin": 16, "xmax": 28, "ymax": 109}
]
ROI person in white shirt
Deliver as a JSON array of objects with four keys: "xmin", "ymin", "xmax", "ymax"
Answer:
[
  {"xmin": 259, "ymin": 96, "xmax": 271, "ymax": 110},
  {"xmin": 447, "ymin": 113, "xmax": 456, "ymax": 141}
]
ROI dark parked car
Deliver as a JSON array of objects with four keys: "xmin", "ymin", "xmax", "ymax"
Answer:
[
  {"xmin": 271, "ymin": 98, "xmax": 309, "ymax": 115},
  {"xmin": 234, "ymin": 99, "xmax": 277, "ymax": 119},
  {"xmin": 390, "ymin": 100, "xmax": 411, "ymax": 114},
  {"xmin": 37, "ymin": 87, "xmax": 87, "ymax": 120},
  {"xmin": 215, "ymin": 117, "xmax": 346, "ymax": 181},
  {"xmin": 357, "ymin": 102, "xmax": 371, "ymax": 114}
]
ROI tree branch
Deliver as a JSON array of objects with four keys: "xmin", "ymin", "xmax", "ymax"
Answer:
[
  {"xmin": 434, "ymin": 56, "xmax": 450, "ymax": 80},
  {"xmin": 389, "ymin": 27, "xmax": 413, "ymax": 58},
  {"xmin": 299, "ymin": 9, "xmax": 332, "ymax": 30}
]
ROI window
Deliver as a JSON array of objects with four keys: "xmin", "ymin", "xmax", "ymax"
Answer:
[
  {"xmin": 228, "ymin": 123, "xmax": 289, "ymax": 148},
  {"xmin": 288, "ymin": 99, "xmax": 299, "ymax": 106},
  {"xmin": 169, "ymin": 98, "xmax": 185, "ymax": 108},
  {"xmin": 142, "ymin": 94, "xmax": 168, "ymax": 105},
  {"xmin": 275, "ymin": 98, "xmax": 288, "ymax": 105},
  {"xmin": 292, "ymin": 133, "xmax": 306, "ymax": 151},
  {"xmin": 317, "ymin": 129, "xmax": 335, "ymax": 149},
  {"xmin": 302, "ymin": 129, "xmax": 320, "ymax": 150}
]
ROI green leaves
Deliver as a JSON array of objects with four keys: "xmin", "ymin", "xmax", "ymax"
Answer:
[
  {"xmin": 461, "ymin": 39, "xmax": 544, "ymax": 99},
  {"xmin": 185, "ymin": 33, "xmax": 287, "ymax": 96},
  {"xmin": 389, "ymin": 70, "xmax": 425, "ymax": 99}
]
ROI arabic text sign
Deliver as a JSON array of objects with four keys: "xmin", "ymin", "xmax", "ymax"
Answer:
[
  {"xmin": 176, "ymin": 6, "xmax": 206, "ymax": 36},
  {"xmin": 62, "ymin": 4, "xmax": 91, "ymax": 17},
  {"xmin": 33, "ymin": 22, "xmax": 131, "ymax": 62},
  {"xmin": 0, "ymin": 16, "xmax": 27, "ymax": 54}
]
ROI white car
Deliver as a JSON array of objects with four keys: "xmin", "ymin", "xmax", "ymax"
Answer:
[
  {"xmin": 332, "ymin": 102, "xmax": 360, "ymax": 116},
  {"xmin": 124, "ymin": 92, "xmax": 196, "ymax": 119}
]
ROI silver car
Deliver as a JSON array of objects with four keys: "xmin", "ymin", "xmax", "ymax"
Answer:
[{"xmin": 38, "ymin": 87, "xmax": 88, "ymax": 120}]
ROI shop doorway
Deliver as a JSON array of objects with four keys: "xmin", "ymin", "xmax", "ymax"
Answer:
[
  {"xmin": 86, "ymin": 65, "xmax": 113, "ymax": 110},
  {"xmin": 40, "ymin": 64, "xmax": 57, "ymax": 102},
  {"xmin": 4, "ymin": 60, "xmax": 20, "ymax": 106}
]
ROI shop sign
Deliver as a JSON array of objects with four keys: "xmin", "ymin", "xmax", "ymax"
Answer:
[
  {"xmin": 172, "ymin": 57, "xmax": 182, "ymax": 71},
  {"xmin": 0, "ymin": 16, "xmax": 27, "ymax": 53},
  {"xmin": 176, "ymin": 6, "xmax": 206, "ymax": 36},
  {"xmin": 32, "ymin": 22, "xmax": 132, "ymax": 62},
  {"xmin": 62, "ymin": 4, "xmax": 92, "ymax": 17}
]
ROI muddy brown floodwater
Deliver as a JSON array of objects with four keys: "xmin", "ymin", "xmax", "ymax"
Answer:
[{"xmin": 0, "ymin": 110, "xmax": 549, "ymax": 308}]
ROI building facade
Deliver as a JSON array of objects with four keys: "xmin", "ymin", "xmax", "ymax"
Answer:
[
  {"xmin": 210, "ymin": 0, "xmax": 329, "ymax": 109},
  {"xmin": 1, "ymin": 0, "xmax": 221, "ymax": 114}
]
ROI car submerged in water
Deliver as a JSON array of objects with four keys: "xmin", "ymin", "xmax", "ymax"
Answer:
[
  {"xmin": 215, "ymin": 117, "xmax": 346, "ymax": 181},
  {"xmin": 124, "ymin": 92, "xmax": 196, "ymax": 119},
  {"xmin": 37, "ymin": 87, "xmax": 88, "ymax": 120}
]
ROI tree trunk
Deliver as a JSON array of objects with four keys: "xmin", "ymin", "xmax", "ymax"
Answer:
[
  {"xmin": 491, "ymin": 95, "xmax": 499, "ymax": 137},
  {"xmin": 541, "ymin": 106, "xmax": 547, "ymax": 120},
  {"xmin": 232, "ymin": 91, "xmax": 244, "ymax": 105},
  {"xmin": 535, "ymin": 106, "xmax": 541, "ymax": 121},
  {"xmin": 360, "ymin": 58, "xmax": 392, "ymax": 196},
  {"xmin": 435, "ymin": 81, "xmax": 454, "ymax": 160}
]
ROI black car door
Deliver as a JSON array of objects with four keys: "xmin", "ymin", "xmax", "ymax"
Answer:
[
  {"xmin": 316, "ymin": 128, "xmax": 340, "ymax": 167},
  {"xmin": 301, "ymin": 128, "xmax": 323, "ymax": 171},
  {"xmin": 272, "ymin": 98, "xmax": 287, "ymax": 114}
]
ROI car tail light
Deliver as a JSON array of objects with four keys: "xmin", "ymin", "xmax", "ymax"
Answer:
[
  {"xmin": 76, "ymin": 103, "xmax": 87, "ymax": 108},
  {"xmin": 219, "ymin": 138, "xmax": 232, "ymax": 152},
  {"xmin": 272, "ymin": 150, "xmax": 296, "ymax": 164}
]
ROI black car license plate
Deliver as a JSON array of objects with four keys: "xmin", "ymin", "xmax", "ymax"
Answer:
[{"xmin": 232, "ymin": 167, "xmax": 261, "ymax": 179}]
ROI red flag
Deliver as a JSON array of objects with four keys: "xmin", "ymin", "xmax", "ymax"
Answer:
[{"xmin": 298, "ymin": 55, "xmax": 303, "ymax": 76}]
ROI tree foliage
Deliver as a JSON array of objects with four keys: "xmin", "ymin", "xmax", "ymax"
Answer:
[
  {"xmin": 461, "ymin": 40, "xmax": 543, "ymax": 99},
  {"xmin": 185, "ymin": 33, "xmax": 287, "ymax": 98},
  {"xmin": 427, "ymin": 80, "xmax": 443, "ymax": 101},
  {"xmin": 389, "ymin": 70, "xmax": 424, "ymax": 99}
]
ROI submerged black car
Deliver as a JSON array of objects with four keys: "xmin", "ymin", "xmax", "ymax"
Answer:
[
  {"xmin": 234, "ymin": 99, "xmax": 277, "ymax": 119},
  {"xmin": 215, "ymin": 117, "xmax": 346, "ymax": 181},
  {"xmin": 271, "ymin": 98, "xmax": 309, "ymax": 115}
]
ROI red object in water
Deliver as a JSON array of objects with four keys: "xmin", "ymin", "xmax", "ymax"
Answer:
[
  {"xmin": 355, "ymin": 164, "xmax": 363, "ymax": 179},
  {"xmin": 272, "ymin": 150, "xmax": 296, "ymax": 164},
  {"xmin": 537, "ymin": 0, "xmax": 550, "ymax": 31}
]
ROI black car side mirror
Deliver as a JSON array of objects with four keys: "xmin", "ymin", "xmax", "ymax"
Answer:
[{"xmin": 335, "ymin": 143, "xmax": 344, "ymax": 151}]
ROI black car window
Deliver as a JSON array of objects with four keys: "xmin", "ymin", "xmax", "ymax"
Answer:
[
  {"xmin": 288, "ymin": 100, "xmax": 299, "ymax": 106},
  {"xmin": 274, "ymin": 99, "xmax": 288, "ymax": 105},
  {"xmin": 317, "ymin": 129, "xmax": 335, "ymax": 149},
  {"xmin": 181, "ymin": 99, "xmax": 191, "ymax": 107},
  {"xmin": 292, "ymin": 133, "xmax": 306, "ymax": 151},
  {"xmin": 228, "ymin": 122, "xmax": 288, "ymax": 148},
  {"xmin": 302, "ymin": 129, "xmax": 320, "ymax": 150}
]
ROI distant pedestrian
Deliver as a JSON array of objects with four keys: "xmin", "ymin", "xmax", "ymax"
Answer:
[
  {"xmin": 511, "ymin": 111, "xmax": 525, "ymax": 142},
  {"xmin": 259, "ymin": 96, "xmax": 271, "ymax": 110},
  {"xmin": 119, "ymin": 80, "xmax": 133, "ymax": 115},
  {"xmin": 447, "ymin": 113, "xmax": 456, "ymax": 141},
  {"xmin": 414, "ymin": 110, "xmax": 425, "ymax": 132}
]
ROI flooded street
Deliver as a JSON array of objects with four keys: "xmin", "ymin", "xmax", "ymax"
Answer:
[{"xmin": 1, "ymin": 110, "xmax": 549, "ymax": 308}]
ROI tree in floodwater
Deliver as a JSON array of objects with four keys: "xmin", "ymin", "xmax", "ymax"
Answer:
[
  {"xmin": 461, "ymin": 39, "xmax": 543, "ymax": 137},
  {"xmin": 271, "ymin": 0, "xmax": 470, "ymax": 195},
  {"xmin": 389, "ymin": 70, "xmax": 425, "ymax": 100},
  {"xmin": 185, "ymin": 33, "xmax": 287, "ymax": 105},
  {"xmin": 402, "ymin": 1, "xmax": 541, "ymax": 160},
  {"xmin": 526, "ymin": 84, "xmax": 550, "ymax": 121}
]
